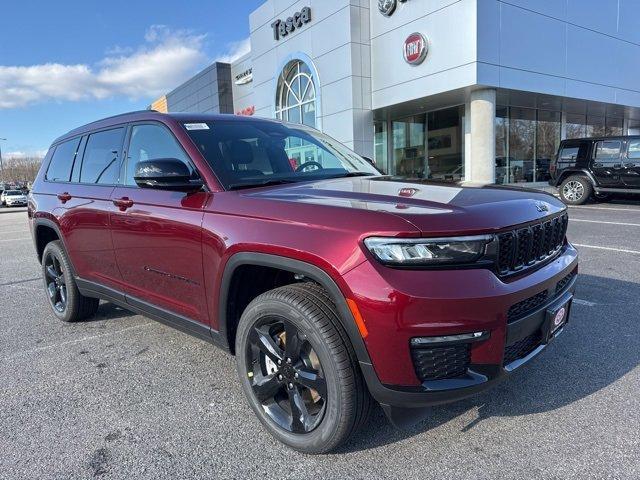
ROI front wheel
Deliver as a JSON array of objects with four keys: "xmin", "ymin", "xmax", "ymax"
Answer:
[
  {"xmin": 559, "ymin": 175, "xmax": 593, "ymax": 205},
  {"xmin": 41, "ymin": 241, "xmax": 99, "ymax": 322},
  {"xmin": 235, "ymin": 283, "xmax": 371, "ymax": 454}
]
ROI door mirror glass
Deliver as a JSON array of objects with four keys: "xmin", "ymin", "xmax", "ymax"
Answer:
[{"xmin": 133, "ymin": 158, "xmax": 203, "ymax": 192}]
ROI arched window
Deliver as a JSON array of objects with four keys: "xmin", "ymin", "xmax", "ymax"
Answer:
[{"xmin": 275, "ymin": 60, "xmax": 317, "ymax": 128}]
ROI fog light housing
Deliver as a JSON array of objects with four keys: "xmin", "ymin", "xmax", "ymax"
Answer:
[{"xmin": 410, "ymin": 331, "xmax": 489, "ymax": 347}]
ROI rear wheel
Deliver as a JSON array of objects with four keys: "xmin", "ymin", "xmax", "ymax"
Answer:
[
  {"xmin": 41, "ymin": 241, "xmax": 99, "ymax": 322},
  {"xmin": 235, "ymin": 283, "xmax": 371, "ymax": 454},
  {"xmin": 559, "ymin": 175, "xmax": 592, "ymax": 205}
]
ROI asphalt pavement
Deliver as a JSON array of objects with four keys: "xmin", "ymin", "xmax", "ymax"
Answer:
[{"xmin": 0, "ymin": 200, "xmax": 638, "ymax": 479}]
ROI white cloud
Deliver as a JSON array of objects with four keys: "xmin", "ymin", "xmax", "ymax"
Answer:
[
  {"xmin": 216, "ymin": 37, "xmax": 251, "ymax": 64},
  {"xmin": 3, "ymin": 150, "xmax": 47, "ymax": 160},
  {"xmin": 0, "ymin": 26, "xmax": 207, "ymax": 109}
]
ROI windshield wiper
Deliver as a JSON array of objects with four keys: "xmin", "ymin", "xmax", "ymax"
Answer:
[{"xmin": 227, "ymin": 179, "xmax": 298, "ymax": 190}]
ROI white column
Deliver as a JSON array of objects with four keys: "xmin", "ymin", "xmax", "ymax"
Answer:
[{"xmin": 469, "ymin": 88, "xmax": 496, "ymax": 184}]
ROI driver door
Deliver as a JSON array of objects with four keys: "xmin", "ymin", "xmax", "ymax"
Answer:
[{"xmin": 109, "ymin": 122, "xmax": 210, "ymax": 324}]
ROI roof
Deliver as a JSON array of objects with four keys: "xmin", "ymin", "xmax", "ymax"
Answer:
[
  {"xmin": 563, "ymin": 135, "xmax": 640, "ymax": 142},
  {"xmin": 51, "ymin": 111, "xmax": 279, "ymax": 146}
]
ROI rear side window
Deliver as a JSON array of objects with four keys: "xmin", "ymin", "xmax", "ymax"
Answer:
[
  {"xmin": 557, "ymin": 141, "xmax": 588, "ymax": 164},
  {"xmin": 46, "ymin": 138, "xmax": 81, "ymax": 182},
  {"xmin": 79, "ymin": 128, "xmax": 125, "ymax": 184},
  {"xmin": 559, "ymin": 146, "xmax": 580, "ymax": 161},
  {"xmin": 627, "ymin": 139, "xmax": 640, "ymax": 159},
  {"xmin": 594, "ymin": 140, "xmax": 622, "ymax": 161}
]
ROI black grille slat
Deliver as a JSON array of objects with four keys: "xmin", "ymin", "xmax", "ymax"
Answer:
[
  {"xmin": 496, "ymin": 213, "xmax": 568, "ymax": 276},
  {"xmin": 411, "ymin": 344, "xmax": 470, "ymax": 382},
  {"xmin": 503, "ymin": 331, "xmax": 543, "ymax": 366},
  {"xmin": 507, "ymin": 290, "xmax": 549, "ymax": 322}
]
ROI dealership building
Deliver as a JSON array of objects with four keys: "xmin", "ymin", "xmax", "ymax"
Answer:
[{"xmin": 151, "ymin": 0, "xmax": 640, "ymax": 185}]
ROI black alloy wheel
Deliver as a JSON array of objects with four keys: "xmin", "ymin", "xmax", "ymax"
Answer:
[
  {"xmin": 235, "ymin": 283, "xmax": 372, "ymax": 454},
  {"xmin": 44, "ymin": 251, "xmax": 67, "ymax": 313},
  {"xmin": 246, "ymin": 316, "xmax": 327, "ymax": 434},
  {"xmin": 41, "ymin": 240, "xmax": 99, "ymax": 322}
]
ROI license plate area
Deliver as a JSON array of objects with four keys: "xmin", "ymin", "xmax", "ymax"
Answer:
[{"xmin": 545, "ymin": 295, "xmax": 572, "ymax": 341}]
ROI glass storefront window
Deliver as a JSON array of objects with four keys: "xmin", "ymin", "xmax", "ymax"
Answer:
[
  {"xmin": 508, "ymin": 107, "xmax": 536, "ymax": 183},
  {"xmin": 565, "ymin": 113, "xmax": 587, "ymax": 139},
  {"xmin": 426, "ymin": 106, "xmax": 464, "ymax": 182},
  {"xmin": 374, "ymin": 121, "xmax": 388, "ymax": 173},
  {"xmin": 536, "ymin": 110, "xmax": 561, "ymax": 182},
  {"xmin": 392, "ymin": 114, "xmax": 426, "ymax": 178},
  {"xmin": 495, "ymin": 107, "xmax": 509, "ymax": 184},
  {"xmin": 606, "ymin": 117, "xmax": 623, "ymax": 136},
  {"xmin": 586, "ymin": 115, "xmax": 606, "ymax": 137}
]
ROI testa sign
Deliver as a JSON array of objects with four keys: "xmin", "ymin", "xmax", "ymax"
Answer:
[
  {"xmin": 403, "ymin": 32, "xmax": 428, "ymax": 65},
  {"xmin": 271, "ymin": 7, "xmax": 312, "ymax": 41}
]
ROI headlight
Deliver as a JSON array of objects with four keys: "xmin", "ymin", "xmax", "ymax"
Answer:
[{"xmin": 364, "ymin": 235, "xmax": 493, "ymax": 266}]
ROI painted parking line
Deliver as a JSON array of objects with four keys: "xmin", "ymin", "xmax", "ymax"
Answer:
[
  {"xmin": 569, "ymin": 205, "xmax": 640, "ymax": 213},
  {"xmin": 0, "ymin": 236, "xmax": 31, "ymax": 243},
  {"xmin": 573, "ymin": 298, "xmax": 596, "ymax": 307},
  {"xmin": 573, "ymin": 243, "xmax": 640, "ymax": 255},
  {"xmin": 569, "ymin": 218, "xmax": 640, "ymax": 227}
]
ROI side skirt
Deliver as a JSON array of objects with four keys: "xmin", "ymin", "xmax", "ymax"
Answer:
[{"xmin": 75, "ymin": 278, "xmax": 229, "ymax": 351}]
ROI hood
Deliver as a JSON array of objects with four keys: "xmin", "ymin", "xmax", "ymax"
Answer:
[{"xmin": 244, "ymin": 177, "xmax": 566, "ymax": 236}]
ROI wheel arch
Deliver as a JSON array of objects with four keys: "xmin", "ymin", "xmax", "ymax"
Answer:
[
  {"xmin": 218, "ymin": 252, "xmax": 373, "ymax": 367},
  {"xmin": 557, "ymin": 169, "xmax": 599, "ymax": 188}
]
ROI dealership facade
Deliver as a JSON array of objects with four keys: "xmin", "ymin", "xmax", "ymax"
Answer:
[{"xmin": 152, "ymin": 0, "xmax": 640, "ymax": 185}]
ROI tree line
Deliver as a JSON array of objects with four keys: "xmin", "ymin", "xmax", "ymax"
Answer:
[{"xmin": 1, "ymin": 156, "xmax": 43, "ymax": 185}]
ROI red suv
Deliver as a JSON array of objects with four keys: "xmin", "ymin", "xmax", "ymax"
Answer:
[{"xmin": 29, "ymin": 111, "xmax": 578, "ymax": 453}]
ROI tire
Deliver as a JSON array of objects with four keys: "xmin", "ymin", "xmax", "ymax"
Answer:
[
  {"xmin": 235, "ymin": 282, "xmax": 372, "ymax": 454},
  {"xmin": 41, "ymin": 240, "xmax": 99, "ymax": 322},
  {"xmin": 559, "ymin": 175, "xmax": 593, "ymax": 205}
]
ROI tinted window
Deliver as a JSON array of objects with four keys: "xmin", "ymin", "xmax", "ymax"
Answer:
[
  {"xmin": 125, "ymin": 124, "xmax": 190, "ymax": 186},
  {"xmin": 628, "ymin": 139, "xmax": 640, "ymax": 160},
  {"xmin": 46, "ymin": 138, "xmax": 81, "ymax": 182},
  {"xmin": 594, "ymin": 140, "xmax": 622, "ymax": 161},
  {"xmin": 79, "ymin": 128, "xmax": 124, "ymax": 184},
  {"xmin": 559, "ymin": 146, "xmax": 579, "ymax": 162}
]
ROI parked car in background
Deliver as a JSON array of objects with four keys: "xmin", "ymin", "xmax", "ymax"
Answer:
[
  {"xmin": 2, "ymin": 189, "xmax": 28, "ymax": 207},
  {"xmin": 550, "ymin": 136, "xmax": 640, "ymax": 205},
  {"xmin": 29, "ymin": 111, "xmax": 578, "ymax": 453}
]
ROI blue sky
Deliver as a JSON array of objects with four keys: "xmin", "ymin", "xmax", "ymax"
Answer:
[{"xmin": 0, "ymin": 0, "xmax": 264, "ymax": 158}]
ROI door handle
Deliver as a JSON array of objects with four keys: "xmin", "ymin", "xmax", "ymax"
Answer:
[
  {"xmin": 57, "ymin": 192, "xmax": 72, "ymax": 203},
  {"xmin": 113, "ymin": 197, "xmax": 134, "ymax": 211}
]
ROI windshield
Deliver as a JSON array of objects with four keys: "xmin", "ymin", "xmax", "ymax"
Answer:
[
  {"xmin": 182, "ymin": 120, "xmax": 380, "ymax": 189},
  {"xmin": 6, "ymin": 190, "xmax": 22, "ymax": 195}
]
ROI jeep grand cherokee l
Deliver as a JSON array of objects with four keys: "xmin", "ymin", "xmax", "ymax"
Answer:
[{"xmin": 28, "ymin": 111, "xmax": 578, "ymax": 453}]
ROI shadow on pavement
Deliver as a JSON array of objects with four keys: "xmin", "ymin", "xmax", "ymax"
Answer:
[{"xmin": 340, "ymin": 273, "xmax": 640, "ymax": 452}]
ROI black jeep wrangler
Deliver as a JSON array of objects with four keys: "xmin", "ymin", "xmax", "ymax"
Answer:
[{"xmin": 550, "ymin": 136, "xmax": 640, "ymax": 205}]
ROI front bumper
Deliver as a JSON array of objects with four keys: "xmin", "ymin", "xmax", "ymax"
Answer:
[{"xmin": 343, "ymin": 244, "xmax": 578, "ymax": 414}]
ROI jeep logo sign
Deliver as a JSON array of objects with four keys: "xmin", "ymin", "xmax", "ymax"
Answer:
[
  {"xmin": 271, "ymin": 7, "xmax": 312, "ymax": 41},
  {"xmin": 403, "ymin": 32, "xmax": 428, "ymax": 65}
]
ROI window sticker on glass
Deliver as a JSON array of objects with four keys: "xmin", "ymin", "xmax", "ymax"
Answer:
[{"xmin": 184, "ymin": 123, "xmax": 210, "ymax": 131}]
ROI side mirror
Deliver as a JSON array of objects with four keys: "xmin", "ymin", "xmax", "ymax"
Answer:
[{"xmin": 134, "ymin": 158, "xmax": 203, "ymax": 192}]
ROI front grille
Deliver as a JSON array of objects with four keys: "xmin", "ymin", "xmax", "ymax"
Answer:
[
  {"xmin": 555, "ymin": 271, "xmax": 576, "ymax": 294},
  {"xmin": 497, "ymin": 213, "xmax": 568, "ymax": 275},
  {"xmin": 508, "ymin": 290, "xmax": 549, "ymax": 323},
  {"xmin": 503, "ymin": 331, "xmax": 542, "ymax": 366},
  {"xmin": 411, "ymin": 344, "xmax": 470, "ymax": 382}
]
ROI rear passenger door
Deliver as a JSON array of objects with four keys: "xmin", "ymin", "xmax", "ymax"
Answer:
[
  {"xmin": 109, "ymin": 122, "xmax": 210, "ymax": 325},
  {"xmin": 54, "ymin": 127, "xmax": 125, "ymax": 291},
  {"xmin": 590, "ymin": 140, "xmax": 625, "ymax": 187},
  {"xmin": 622, "ymin": 138, "xmax": 640, "ymax": 188}
]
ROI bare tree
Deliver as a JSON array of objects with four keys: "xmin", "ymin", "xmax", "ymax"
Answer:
[{"xmin": 1, "ymin": 156, "xmax": 43, "ymax": 185}]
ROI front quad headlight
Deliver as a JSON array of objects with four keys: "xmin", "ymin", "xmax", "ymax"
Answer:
[{"xmin": 364, "ymin": 235, "xmax": 493, "ymax": 267}]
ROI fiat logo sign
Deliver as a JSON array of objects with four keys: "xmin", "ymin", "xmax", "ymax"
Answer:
[
  {"xmin": 403, "ymin": 33, "xmax": 428, "ymax": 65},
  {"xmin": 554, "ymin": 307, "xmax": 566, "ymax": 327}
]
